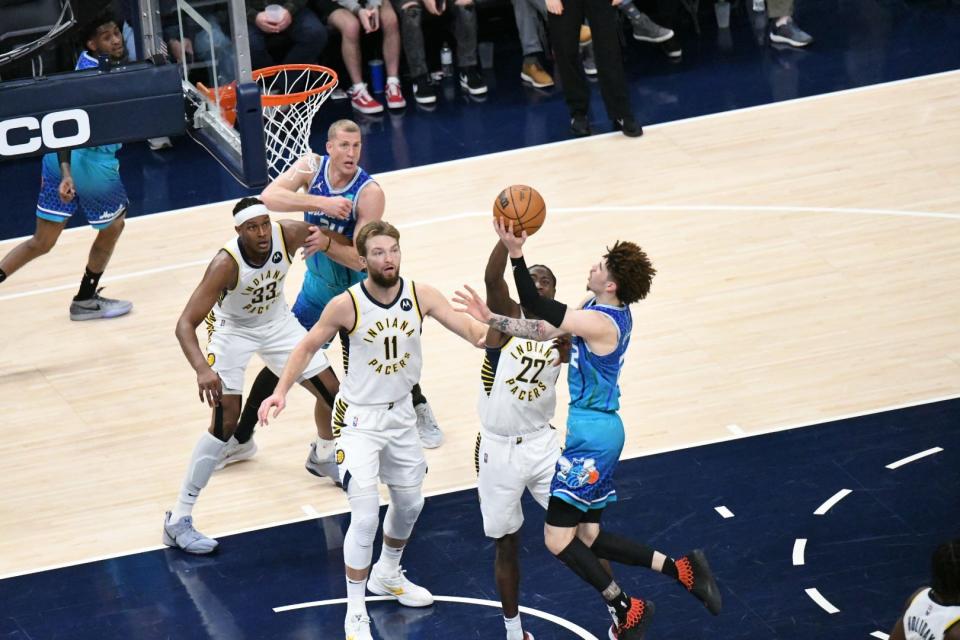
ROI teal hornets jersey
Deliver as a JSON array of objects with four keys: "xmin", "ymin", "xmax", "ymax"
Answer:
[{"xmin": 568, "ymin": 299, "xmax": 632, "ymax": 412}]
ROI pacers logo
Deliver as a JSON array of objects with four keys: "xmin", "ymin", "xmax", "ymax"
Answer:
[
  {"xmin": 335, "ymin": 449, "xmax": 345, "ymax": 465},
  {"xmin": 206, "ymin": 353, "xmax": 216, "ymax": 366}
]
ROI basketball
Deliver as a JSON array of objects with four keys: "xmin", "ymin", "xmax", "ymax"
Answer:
[{"xmin": 493, "ymin": 185, "xmax": 546, "ymax": 236}]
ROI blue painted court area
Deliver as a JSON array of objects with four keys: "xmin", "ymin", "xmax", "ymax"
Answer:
[{"xmin": 1, "ymin": 397, "xmax": 956, "ymax": 639}]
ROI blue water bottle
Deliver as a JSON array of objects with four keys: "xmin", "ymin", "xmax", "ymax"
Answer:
[{"xmin": 368, "ymin": 59, "xmax": 385, "ymax": 93}]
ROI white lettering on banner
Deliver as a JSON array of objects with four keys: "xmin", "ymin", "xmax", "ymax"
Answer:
[{"xmin": 0, "ymin": 109, "xmax": 91, "ymax": 156}]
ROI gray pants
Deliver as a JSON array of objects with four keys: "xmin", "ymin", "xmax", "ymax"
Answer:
[
  {"xmin": 511, "ymin": 0, "xmax": 548, "ymax": 57},
  {"xmin": 390, "ymin": 0, "xmax": 479, "ymax": 77},
  {"xmin": 766, "ymin": 0, "xmax": 794, "ymax": 19}
]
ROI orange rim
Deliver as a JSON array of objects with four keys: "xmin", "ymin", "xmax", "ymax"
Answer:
[{"xmin": 253, "ymin": 63, "xmax": 338, "ymax": 106}]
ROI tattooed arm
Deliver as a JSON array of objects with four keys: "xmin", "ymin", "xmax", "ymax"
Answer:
[{"xmin": 488, "ymin": 312, "xmax": 565, "ymax": 340}]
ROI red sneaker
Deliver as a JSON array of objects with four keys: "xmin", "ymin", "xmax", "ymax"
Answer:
[
  {"xmin": 608, "ymin": 598, "xmax": 654, "ymax": 640},
  {"xmin": 385, "ymin": 80, "xmax": 406, "ymax": 109},
  {"xmin": 349, "ymin": 83, "xmax": 383, "ymax": 114}
]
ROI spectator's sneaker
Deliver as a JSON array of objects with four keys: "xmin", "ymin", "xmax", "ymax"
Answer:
[
  {"xmin": 305, "ymin": 441, "xmax": 342, "ymax": 486},
  {"xmin": 581, "ymin": 42, "xmax": 598, "ymax": 76},
  {"xmin": 412, "ymin": 75, "xmax": 438, "ymax": 104},
  {"xmin": 579, "ymin": 24, "xmax": 592, "ymax": 45},
  {"xmin": 70, "ymin": 288, "xmax": 132, "ymax": 321},
  {"xmin": 521, "ymin": 61, "xmax": 554, "ymax": 88},
  {"xmin": 458, "ymin": 66, "xmax": 488, "ymax": 95},
  {"xmin": 147, "ymin": 136, "xmax": 173, "ymax": 150},
  {"xmin": 385, "ymin": 80, "xmax": 407, "ymax": 109},
  {"xmin": 344, "ymin": 613, "xmax": 373, "ymax": 640},
  {"xmin": 630, "ymin": 13, "xmax": 674, "ymax": 42},
  {"xmin": 349, "ymin": 83, "xmax": 384, "ymax": 114},
  {"xmin": 162, "ymin": 511, "xmax": 218, "ymax": 554},
  {"xmin": 769, "ymin": 19, "xmax": 813, "ymax": 47},
  {"xmin": 415, "ymin": 402, "xmax": 443, "ymax": 448},
  {"xmin": 214, "ymin": 437, "xmax": 257, "ymax": 471},
  {"xmin": 613, "ymin": 117, "xmax": 644, "ymax": 137},
  {"xmin": 608, "ymin": 598, "xmax": 654, "ymax": 640},
  {"xmin": 676, "ymin": 549, "xmax": 722, "ymax": 615},
  {"xmin": 660, "ymin": 36, "xmax": 683, "ymax": 59},
  {"xmin": 570, "ymin": 115, "xmax": 592, "ymax": 137},
  {"xmin": 330, "ymin": 87, "xmax": 348, "ymax": 100},
  {"xmin": 368, "ymin": 563, "xmax": 434, "ymax": 607}
]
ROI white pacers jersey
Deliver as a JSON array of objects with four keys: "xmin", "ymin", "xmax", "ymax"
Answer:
[
  {"xmin": 339, "ymin": 278, "xmax": 423, "ymax": 405},
  {"xmin": 903, "ymin": 589, "xmax": 960, "ymax": 640},
  {"xmin": 208, "ymin": 222, "xmax": 292, "ymax": 329},
  {"xmin": 478, "ymin": 336, "xmax": 559, "ymax": 437}
]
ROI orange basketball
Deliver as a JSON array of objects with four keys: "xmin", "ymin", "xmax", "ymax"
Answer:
[{"xmin": 493, "ymin": 185, "xmax": 546, "ymax": 237}]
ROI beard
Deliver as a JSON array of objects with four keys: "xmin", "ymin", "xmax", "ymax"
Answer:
[{"xmin": 369, "ymin": 267, "xmax": 400, "ymax": 288}]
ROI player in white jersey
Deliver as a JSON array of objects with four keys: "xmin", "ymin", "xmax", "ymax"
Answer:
[
  {"xmin": 162, "ymin": 198, "xmax": 339, "ymax": 554},
  {"xmin": 476, "ymin": 241, "xmax": 568, "ymax": 640},
  {"xmin": 891, "ymin": 540, "xmax": 960, "ymax": 640},
  {"xmin": 258, "ymin": 220, "xmax": 487, "ymax": 640}
]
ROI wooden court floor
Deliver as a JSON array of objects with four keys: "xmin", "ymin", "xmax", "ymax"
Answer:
[{"xmin": 1, "ymin": 71, "xmax": 958, "ymax": 578}]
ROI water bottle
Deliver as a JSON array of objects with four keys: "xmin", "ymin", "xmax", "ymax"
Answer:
[{"xmin": 440, "ymin": 42, "xmax": 454, "ymax": 77}]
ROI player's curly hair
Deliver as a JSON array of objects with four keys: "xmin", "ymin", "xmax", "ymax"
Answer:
[
  {"xmin": 932, "ymin": 539, "xmax": 960, "ymax": 602},
  {"xmin": 604, "ymin": 241, "xmax": 656, "ymax": 305},
  {"xmin": 356, "ymin": 220, "xmax": 400, "ymax": 257}
]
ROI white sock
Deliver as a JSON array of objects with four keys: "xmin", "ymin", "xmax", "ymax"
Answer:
[
  {"xmin": 387, "ymin": 76, "xmax": 400, "ymax": 85},
  {"xmin": 346, "ymin": 577, "xmax": 368, "ymax": 616},
  {"xmin": 314, "ymin": 436, "xmax": 336, "ymax": 460},
  {"xmin": 504, "ymin": 614, "xmax": 524, "ymax": 640},
  {"xmin": 377, "ymin": 541, "xmax": 404, "ymax": 574},
  {"xmin": 351, "ymin": 82, "xmax": 366, "ymax": 93},
  {"xmin": 171, "ymin": 431, "xmax": 227, "ymax": 521}
]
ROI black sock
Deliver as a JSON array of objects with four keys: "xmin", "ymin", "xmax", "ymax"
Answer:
[
  {"xmin": 556, "ymin": 536, "xmax": 615, "ymax": 593},
  {"xmin": 74, "ymin": 267, "xmax": 102, "ymax": 301},
  {"xmin": 235, "ymin": 367, "xmax": 279, "ymax": 443},
  {"xmin": 0, "ymin": 268, "xmax": 6, "ymax": 283},
  {"xmin": 607, "ymin": 589, "xmax": 631, "ymax": 622},
  {"xmin": 591, "ymin": 531, "xmax": 679, "ymax": 579}
]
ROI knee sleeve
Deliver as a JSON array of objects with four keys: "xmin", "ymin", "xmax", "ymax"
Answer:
[
  {"xmin": 383, "ymin": 485, "xmax": 424, "ymax": 541},
  {"xmin": 344, "ymin": 484, "xmax": 381, "ymax": 569}
]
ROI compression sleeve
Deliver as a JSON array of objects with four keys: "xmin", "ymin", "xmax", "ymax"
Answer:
[{"xmin": 511, "ymin": 255, "xmax": 568, "ymax": 327}]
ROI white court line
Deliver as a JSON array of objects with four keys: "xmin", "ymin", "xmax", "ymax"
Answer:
[
  {"xmin": 814, "ymin": 489, "xmax": 853, "ymax": 515},
  {"xmin": 300, "ymin": 505, "xmax": 321, "ymax": 518},
  {"xmin": 2, "ymin": 66, "xmax": 958, "ymax": 249},
  {"xmin": 2, "ymin": 393, "xmax": 958, "ymax": 581},
  {"xmin": 886, "ymin": 447, "xmax": 944, "ymax": 470},
  {"xmin": 714, "ymin": 506, "xmax": 735, "ymax": 519},
  {"xmin": 870, "ymin": 632, "xmax": 890, "ymax": 639},
  {"xmin": 792, "ymin": 539, "xmax": 807, "ymax": 566},
  {"xmin": 273, "ymin": 594, "xmax": 600, "ymax": 639},
  {"xmin": 726, "ymin": 424, "xmax": 745, "ymax": 435},
  {"xmin": 805, "ymin": 588, "xmax": 840, "ymax": 614},
  {"xmin": 2, "ymin": 203, "xmax": 958, "ymax": 303}
]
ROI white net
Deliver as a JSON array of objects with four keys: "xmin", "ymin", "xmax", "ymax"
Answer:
[{"xmin": 255, "ymin": 65, "xmax": 337, "ymax": 180}]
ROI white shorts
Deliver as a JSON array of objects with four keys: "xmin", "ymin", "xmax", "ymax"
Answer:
[
  {"xmin": 206, "ymin": 313, "xmax": 330, "ymax": 394},
  {"xmin": 334, "ymin": 393, "xmax": 427, "ymax": 490},
  {"xmin": 476, "ymin": 425, "xmax": 561, "ymax": 539}
]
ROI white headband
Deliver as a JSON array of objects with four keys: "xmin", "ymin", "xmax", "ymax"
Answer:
[{"xmin": 234, "ymin": 204, "xmax": 270, "ymax": 226}]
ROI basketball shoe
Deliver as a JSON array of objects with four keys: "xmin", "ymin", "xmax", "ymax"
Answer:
[
  {"xmin": 608, "ymin": 598, "xmax": 654, "ymax": 640},
  {"xmin": 215, "ymin": 436, "xmax": 257, "ymax": 470},
  {"xmin": 676, "ymin": 549, "xmax": 722, "ymax": 615},
  {"xmin": 305, "ymin": 440, "xmax": 342, "ymax": 486},
  {"xmin": 344, "ymin": 612, "xmax": 373, "ymax": 640},
  {"xmin": 162, "ymin": 512, "xmax": 218, "ymax": 554},
  {"xmin": 70, "ymin": 288, "xmax": 132, "ymax": 320},
  {"xmin": 367, "ymin": 563, "xmax": 434, "ymax": 607}
]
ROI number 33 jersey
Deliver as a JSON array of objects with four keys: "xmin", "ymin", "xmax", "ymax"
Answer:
[
  {"xmin": 210, "ymin": 222, "xmax": 292, "ymax": 329},
  {"xmin": 479, "ymin": 336, "xmax": 560, "ymax": 437},
  {"xmin": 339, "ymin": 278, "xmax": 424, "ymax": 405}
]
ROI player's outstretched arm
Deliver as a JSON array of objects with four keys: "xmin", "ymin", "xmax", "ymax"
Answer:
[
  {"xmin": 258, "ymin": 293, "xmax": 352, "ymax": 424},
  {"xmin": 453, "ymin": 284, "xmax": 565, "ymax": 341},
  {"xmin": 483, "ymin": 242, "xmax": 521, "ymax": 347},
  {"xmin": 175, "ymin": 252, "xmax": 237, "ymax": 407},
  {"xmin": 415, "ymin": 282, "xmax": 487, "ymax": 347}
]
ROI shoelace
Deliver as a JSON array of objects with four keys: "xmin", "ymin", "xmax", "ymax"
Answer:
[
  {"xmin": 620, "ymin": 598, "xmax": 647, "ymax": 629},
  {"xmin": 676, "ymin": 556, "xmax": 695, "ymax": 591}
]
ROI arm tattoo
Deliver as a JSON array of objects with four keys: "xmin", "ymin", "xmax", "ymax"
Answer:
[{"xmin": 488, "ymin": 313, "xmax": 550, "ymax": 340}]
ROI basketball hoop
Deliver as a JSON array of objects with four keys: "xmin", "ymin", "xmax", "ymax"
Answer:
[{"xmin": 197, "ymin": 64, "xmax": 337, "ymax": 180}]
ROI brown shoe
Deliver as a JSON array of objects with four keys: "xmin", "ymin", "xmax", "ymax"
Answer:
[{"xmin": 520, "ymin": 61, "xmax": 554, "ymax": 88}]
